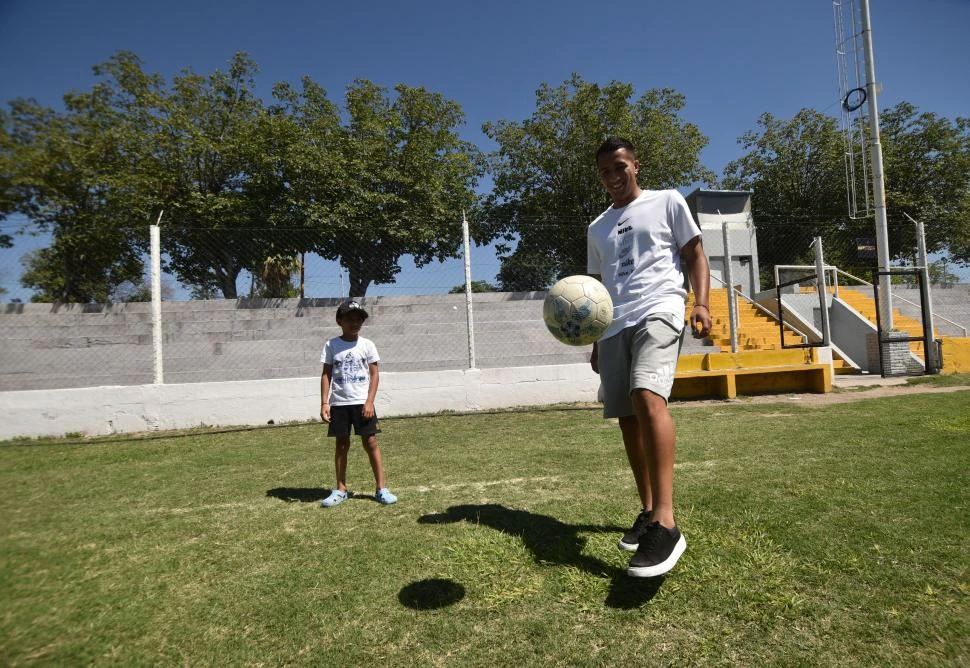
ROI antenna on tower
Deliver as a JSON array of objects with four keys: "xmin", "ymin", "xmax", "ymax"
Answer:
[
  {"xmin": 834, "ymin": 0, "xmax": 895, "ymax": 330},
  {"xmin": 833, "ymin": 0, "xmax": 872, "ymax": 220}
]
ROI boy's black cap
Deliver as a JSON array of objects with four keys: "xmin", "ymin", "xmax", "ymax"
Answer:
[{"xmin": 336, "ymin": 299, "xmax": 368, "ymax": 319}]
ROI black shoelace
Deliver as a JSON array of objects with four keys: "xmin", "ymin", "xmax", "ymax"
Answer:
[{"xmin": 637, "ymin": 522, "xmax": 665, "ymax": 552}]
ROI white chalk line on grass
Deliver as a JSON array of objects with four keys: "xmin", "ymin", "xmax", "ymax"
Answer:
[
  {"xmin": 143, "ymin": 501, "xmax": 256, "ymax": 516},
  {"xmin": 134, "ymin": 460, "xmax": 724, "ymax": 517},
  {"xmin": 412, "ymin": 475, "xmax": 563, "ymax": 493},
  {"xmin": 406, "ymin": 459, "xmax": 719, "ymax": 494}
]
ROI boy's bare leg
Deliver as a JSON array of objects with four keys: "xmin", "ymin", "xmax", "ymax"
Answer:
[
  {"xmin": 631, "ymin": 389, "xmax": 676, "ymax": 528},
  {"xmin": 361, "ymin": 434, "xmax": 386, "ymax": 490},
  {"xmin": 334, "ymin": 436, "xmax": 351, "ymax": 491},
  {"xmin": 618, "ymin": 414, "xmax": 652, "ymax": 512}
]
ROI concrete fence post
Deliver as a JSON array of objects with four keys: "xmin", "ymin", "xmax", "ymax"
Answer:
[
  {"xmin": 151, "ymin": 215, "xmax": 164, "ymax": 385},
  {"xmin": 462, "ymin": 211, "xmax": 476, "ymax": 369}
]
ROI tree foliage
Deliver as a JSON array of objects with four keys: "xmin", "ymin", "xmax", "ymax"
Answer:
[
  {"xmin": 879, "ymin": 103, "xmax": 970, "ymax": 265},
  {"xmin": 0, "ymin": 52, "xmax": 481, "ymax": 301},
  {"xmin": 5, "ymin": 54, "xmax": 966, "ymax": 303},
  {"xmin": 448, "ymin": 280, "xmax": 496, "ymax": 294},
  {"xmin": 928, "ymin": 259, "xmax": 959, "ymax": 288},
  {"xmin": 721, "ymin": 109, "xmax": 850, "ymax": 282},
  {"xmin": 152, "ymin": 53, "xmax": 292, "ymax": 299},
  {"xmin": 479, "ymin": 74, "xmax": 714, "ymax": 289},
  {"xmin": 0, "ymin": 123, "xmax": 14, "ymax": 250},
  {"xmin": 254, "ymin": 254, "xmax": 301, "ymax": 298},
  {"xmin": 722, "ymin": 104, "xmax": 970, "ymax": 285},
  {"xmin": 314, "ymin": 80, "xmax": 482, "ymax": 296},
  {"xmin": 1, "ymin": 79, "xmax": 148, "ymax": 301}
]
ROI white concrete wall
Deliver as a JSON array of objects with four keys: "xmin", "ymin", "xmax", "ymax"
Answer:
[{"xmin": 1, "ymin": 363, "xmax": 602, "ymax": 440}]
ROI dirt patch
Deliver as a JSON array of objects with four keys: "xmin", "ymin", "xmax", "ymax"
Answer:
[{"xmin": 680, "ymin": 384, "xmax": 970, "ymax": 408}]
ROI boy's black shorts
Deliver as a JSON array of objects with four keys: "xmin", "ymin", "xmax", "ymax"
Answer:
[{"xmin": 327, "ymin": 404, "xmax": 381, "ymax": 438}]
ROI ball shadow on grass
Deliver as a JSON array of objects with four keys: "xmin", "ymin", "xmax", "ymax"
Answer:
[
  {"xmin": 399, "ymin": 578, "xmax": 466, "ymax": 610},
  {"xmin": 418, "ymin": 504, "xmax": 665, "ymax": 609}
]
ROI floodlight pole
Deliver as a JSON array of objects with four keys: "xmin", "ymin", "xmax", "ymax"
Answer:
[{"xmin": 860, "ymin": 0, "xmax": 894, "ymax": 329}]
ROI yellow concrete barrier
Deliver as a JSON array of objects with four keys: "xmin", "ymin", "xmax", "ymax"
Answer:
[
  {"xmin": 673, "ymin": 349, "xmax": 832, "ymax": 400},
  {"xmin": 940, "ymin": 337, "xmax": 970, "ymax": 374}
]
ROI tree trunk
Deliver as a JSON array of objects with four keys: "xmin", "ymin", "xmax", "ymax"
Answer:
[
  {"xmin": 344, "ymin": 254, "xmax": 371, "ymax": 297},
  {"xmin": 215, "ymin": 265, "xmax": 238, "ymax": 299}
]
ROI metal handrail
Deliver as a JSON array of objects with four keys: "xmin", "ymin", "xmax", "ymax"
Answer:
[
  {"xmin": 709, "ymin": 274, "xmax": 815, "ymax": 342},
  {"xmin": 834, "ymin": 268, "xmax": 968, "ymax": 337},
  {"xmin": 773, "ymin": 265, "xmax": 968, "ymax": 337}
]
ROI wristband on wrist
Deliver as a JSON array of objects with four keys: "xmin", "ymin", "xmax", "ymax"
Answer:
[{"xmin": 693, "ymin": 304, "xmax": 709, "ymax": 311}]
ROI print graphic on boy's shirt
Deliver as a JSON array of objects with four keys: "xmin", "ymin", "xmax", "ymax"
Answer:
[{"xmin": 335, "ymin": 355, "xmax": 367, "ymax": 384}]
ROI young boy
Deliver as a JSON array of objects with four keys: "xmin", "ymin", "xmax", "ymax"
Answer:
[
  {"xmin": 587, "ymin": 137, "xmax": 711, "ymax": 577},
  {"xmin": 319, "ymin": 300, "xmax": 397, "ymax": 507}
]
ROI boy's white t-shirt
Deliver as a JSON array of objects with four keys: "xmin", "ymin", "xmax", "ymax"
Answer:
[
  {"xmin": 587, "ymin": 189, "xmax": 702, "ymax": 341},
  {"xmin": 320, "ymin": 336, "xmax": 380, "ymax": 406}
]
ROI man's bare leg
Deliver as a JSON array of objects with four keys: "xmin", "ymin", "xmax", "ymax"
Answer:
[{"xmin": 631, "ymin": 389, "xmax": 676, "ymax": 528}]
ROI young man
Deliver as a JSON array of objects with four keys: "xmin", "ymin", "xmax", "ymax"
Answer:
[{"xmin": 587, "ymin": 137, "xmax": 711, "ymax": 577}]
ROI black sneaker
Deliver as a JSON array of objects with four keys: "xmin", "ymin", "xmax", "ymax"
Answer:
[
  {"xmin": 618, "ymin": 509, "xmax": 653, "ymax": 552},
  {"xmin": 627, "ymin": 522, "xmax": 686, "ymax": 578}
]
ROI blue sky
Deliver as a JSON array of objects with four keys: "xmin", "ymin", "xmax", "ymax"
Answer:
[{"xmin": 1, "ymin": 0, "xmax": 968, "ymax": 298}]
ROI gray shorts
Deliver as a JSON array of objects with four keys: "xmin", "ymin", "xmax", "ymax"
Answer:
[{"xmin": 597, "ymin": 312, "xmax": 684, "ymax": 418}]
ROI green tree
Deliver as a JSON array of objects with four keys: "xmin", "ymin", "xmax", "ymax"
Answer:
[
  {"xmin": 0, "ymin": 50, "xmax": 292, "ymax": 302},
  {"xmin": 152, "ymin": 53, "xmax": 303, "ymax": 299},
  {"xmin": 269, "ymin": 77, "xmax": 347, "ymax": 293},
  {"xmin": 254, "ymin": 253, "xmax": 301, "ymax": 298},
  {"xmin": 479, "ymin": 74, "xmax": 714, "ymax": 289},
  {"xmin": 1, "ymin": 79, "xmax": 149, "ymax": 302},
  {"xmin": 496, "ymin": 250, "xmax": 558, "ymax": 292},
  {"xmin": 313, "ymin": 80, "xmax": 481, "ymax": 297},
  {"xmin": 722, "ymin": 104, "xmax": 970, "ymax": 285},
  {"xmin": 60, "ymin": 51, "xmax": 308, "ymax": 300},
  {"xmin": 928, "ymin": 258, "xmax": 959, "ymax": 288},
  {"xmin": 0, "ymin": 123, "xmax": 14, "ymax": 250},
  {"xmin": 448, "ymin": 280, "xmax": 496, "ymax": 294},
  {"xmin": 879, "ymin": 103, "xmax": 970, "ymax": 265},
  {"xmin": 2, "ymin": 53, "xmax": 482, "ymax": 302},
  {"xmin": 110, "ymin": 278, "xmax": 175, "ymax": 302},
  {"xmin": 721, "ymin": 109, "xmax": 849, "ymax": 285}
]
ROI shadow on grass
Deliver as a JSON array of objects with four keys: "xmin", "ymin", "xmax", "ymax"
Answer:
[
  {"xmin": 266, "ymin": 487, "xmax": 327, "ymax": 503},
  {"xmin": 417, "ymin": 504, "xmax": 665, "ymax": 609},
  {"xmin": 266, "ymin": 487, "xmax": 382, "ymax": 504},
  {"xmin": 399, "ymin": 578, "xmax": 466, "ymax": 610}
]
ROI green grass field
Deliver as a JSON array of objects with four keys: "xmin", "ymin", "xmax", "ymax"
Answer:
[{"xmin": 2, "ymin": 386, "xmax": 969, "ymax": 666}]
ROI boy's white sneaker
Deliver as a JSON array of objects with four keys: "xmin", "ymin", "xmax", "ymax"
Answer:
[
  {"xmin": 320, "ymin": 490, "xmax": 348, "ymax": 507},
  {"xmin": 375, "ymin": 488, "xmax": 397, "ymax": 505}
]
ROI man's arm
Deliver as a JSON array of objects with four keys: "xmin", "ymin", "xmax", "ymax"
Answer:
[
  {"xmin": 681, "ymin": 237, "xmax": 712, "ymax": 339},
  {"xmin": 589, "ymin": 273, "xmax": 603, "ymax": 373}
]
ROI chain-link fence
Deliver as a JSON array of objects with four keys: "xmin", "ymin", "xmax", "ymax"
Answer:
[{"xmin": 1, "ymin": 218, "xmax": 967, "ymax": 391}]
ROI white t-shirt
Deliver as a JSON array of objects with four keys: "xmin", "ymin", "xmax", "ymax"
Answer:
[
  {"xmin": 587, "ymin": 189, "xmax": 702, "ymax": 340},
  {"xmin": 320, "ymin": 336, "xmax": 380, "ymax": 406}
]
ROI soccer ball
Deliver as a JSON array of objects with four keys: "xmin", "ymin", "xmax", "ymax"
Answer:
[{"xmin": 543, "ymin": 275, "xmax": 613, "ymax": 346}]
